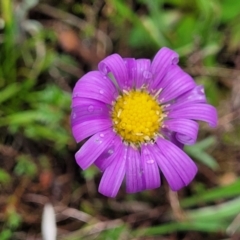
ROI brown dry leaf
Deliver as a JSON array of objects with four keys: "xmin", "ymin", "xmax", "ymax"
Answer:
[
  {"xmin": 39, "ymin": 170, "xmax": 53, "ymax": 190},
  {"xmin": 56, "ymin": 26, "xmax": 102, "ymax": 65},
  {"xmin": 58, "ymin": 28, "xmax": 80, "ymax": 54},
  {"xmin": 218, "ymin": 172, "xmax": 237, "ymax": 186}
]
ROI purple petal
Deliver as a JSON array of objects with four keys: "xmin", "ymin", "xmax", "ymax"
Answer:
[
  {"xmin": 98, "ymin": 54, "xmax": 128, "ymax": 90},
  {"xmin": 123, "ymin": 58, "xmax": 136, "ymax": 88},
  {"xmin": 135, "ymin": 59, "xmax": 152, "ymax": 89},
  {"xmin": 159, "ymin": 65, "xmax": 196, "ymax": 103},
  {"xmin": 141, "ymin": 145, "xmax": 161, "ymax": 190},
  {"xmin": 161, "ymin": 129, "xmax": 185, "ymax": 149},
  {"xmin": 167, "ymin": 103, "xmax": 218, "ymax": 127},
  {"xmin": 176, "ymin": 85, "xmax": 207, "ymax": 104},
  {"xmin": 126, "ymin": 146, "xmax": 145, "ymax": 193},
  {"xmin": 136, "ymin": 59, "xmax": 152, "ymax": 89},
  {"xmin": 73, "ymin": 71, "xmax": 118, "ymax": 104},
  {"xmin": 170, "ymin": 133, "xmax": 185, "ymax": 149},
  {"xmin": 150, "ymin": 143, "xmax": 185, "ymax": 191},
  {"xmin": 94, "ymin": 135, "xmax": 123, "ymax": 171},
  {"xmin": 98, "ymin": 145, "xmax": 127, "ymax": 197},
  {"xmin": 163, "ymin": 119, "xmax": 199, "ymax": 145},
  {"xmin": 123, "ymin": 58, "xmax": 152, "ymax": 89},
  {"xmin": 75, "ymin": 129, "xmax": 116, "ymax": 170},
  {"xmin": 72, "ymin": 97, "xmax": 111, "ymax": 108},
  {"xmin": 156, "ymin": 138, "xmax": 197, "ymax": 189},
  {"xmin": 71, "ymin": 98, "xmax": 110, "ymax": 126},
  {"xmin": 72, "ymin": 119, "xmax": 112, "ymax": 143},
  {"xmin": 163, "ymin": 85, "xmax": 207, "ymax": 111},
  {"xmin": 149, "ymin": 47, "xmax": 179, "ymax": 90}
]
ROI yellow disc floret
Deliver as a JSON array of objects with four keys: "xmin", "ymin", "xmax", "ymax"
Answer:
[{"xmin": 112, "ymin": 90, "xmax": 163, "ymax": 145}]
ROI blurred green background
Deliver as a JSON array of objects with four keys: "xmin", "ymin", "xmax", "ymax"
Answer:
[{"xmin": 0, "ymin": 0, "xmax": 240, "ymax": 239}]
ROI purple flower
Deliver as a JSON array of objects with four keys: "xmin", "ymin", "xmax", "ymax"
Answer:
[{"xmin": 71, "ymin": 47, "xmax": 217, "ymax": 197}]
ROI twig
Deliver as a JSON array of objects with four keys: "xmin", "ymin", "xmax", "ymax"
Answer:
[
  {"xmin": 185, "ymin": 66, "xmax": 240, "ymax": 88},
  {"xmin": 218, "ymin": 110, "xmax": 240, "ymax": 128},
  {"xmin": 54, "ymin": 205, "xmax": 95, "ymax": 223},
  {"xmin": 60, "ymin": 219, "xmax": 123, "ymax": 240},
  {"xmin": 168, "ymin": 189, "xmax": 186, "ymax": 221},
  {"xmin": 226, "ymin": 213, "xmax": 240, "ymax": 235},
  {"xmin": 23, "ymin": 193, "xmax": 49, "ymax": 205}
]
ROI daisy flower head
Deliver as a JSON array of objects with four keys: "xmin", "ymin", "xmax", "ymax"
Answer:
[{"xmin": 71, "ymin": 47, "xmax": 217, "ymax": 197}]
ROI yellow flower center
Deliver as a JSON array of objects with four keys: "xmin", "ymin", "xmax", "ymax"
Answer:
[{"xmin": 112, "ymin": 90, "xmax": 163, "ymax": 145}]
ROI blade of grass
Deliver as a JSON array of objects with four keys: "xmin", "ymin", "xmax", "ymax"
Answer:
[
  {"xmin": 1, "ymin": 0, "xmax": 17, "ymax": 85},
  {"xmin": 181, "ymin": 179, "xmax": 240, "ymax": 208},
  {"xmin": 134, "ymin": 220, "xmax": 227, "ymax": 236},
  {"xmin": 0, "ymin": 83, "xmax": 20, "ymax": 104},
  {"xmin": 185, "ymin": 136, "xmax": 218, "ymax": 170},
  {"xmin": 186, "ymin": 197, "xmax": 240, "ymax": 221}
]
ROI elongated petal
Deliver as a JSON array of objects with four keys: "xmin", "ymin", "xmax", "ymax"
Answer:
[
  {"xmin": 72, "ymin": 119, "xmax": 112, "ymax": 143},
  {"xmin": 150, "ymin": 144, "xmax": 185, "ymax": 191},
  {"xmin": 135, "ymin": 59, "xmax": 152, "ymax": 89},
  {"xmin": 163, "ymin": 119, "xmax": 199, "ymax": 145},
  {"xmin": 75, "ymin": 129, "xmax": 116, "ymax": 169},
  {"xmin": 170, "ymin": 133, "xmax": 185, "ymax": 149},
  {"xmin": 98, "ymin": 145, "xmax": 127, "ymax": 197},
  {"xmin": 71, "ymin": 99, "xmax": 110, "ymax": 126},
  {"xmin": 71, "ymin": 96, "xmax": 111, "ymax": 108},
  {"xmin": 123, "ymin": 58, "xmax": 152, "ymax": 89},
  {"xmin": 126, "ymin": 146, "xmax": 145, "ymax": 193},
  {"xmin": 141, "ymin": 145, "xmax": 161, "ymax": 190},
  {"xmin": 161, "ymin": 129, "xmax": 185, "ymax": 149},
  {"xmin": 123, "ymin": 58, "xmax": 136, "ymax": 88},
  {"xmin": 98, "ymin": 54, "xmax": 128, "ymax": 90},
  {"xmin": 159, "ymin": 66, "xmax": 195, "ymax": 103},
  {"xmin": 94, "ymin": 136, "xmax": 122, "ymax": 171},
  {"xmin": 73, "ymin": 71, "xmax": 118, "ymax": 104},
  {"xmin": 150, "ymin": 47, "xmax": 179, "ymax": 90},
  {"xmin": 156, "ymin": 138, "xmax": 197, "ymax": 189},
  {"xmin": 167, "ymin": 103, "xmax": 218, "ymax": 127},
  {"xmin": 176, "ymin": 85, "xmax": 207, "ymax": 104},
  {"xmin": 163, "ymin": 85, "xmax": 207, "ymax": 111}
]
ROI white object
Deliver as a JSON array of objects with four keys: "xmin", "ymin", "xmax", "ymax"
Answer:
[{"xmin": 41, "ymin": 203, "xmax": 57, "ymax": 240}]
